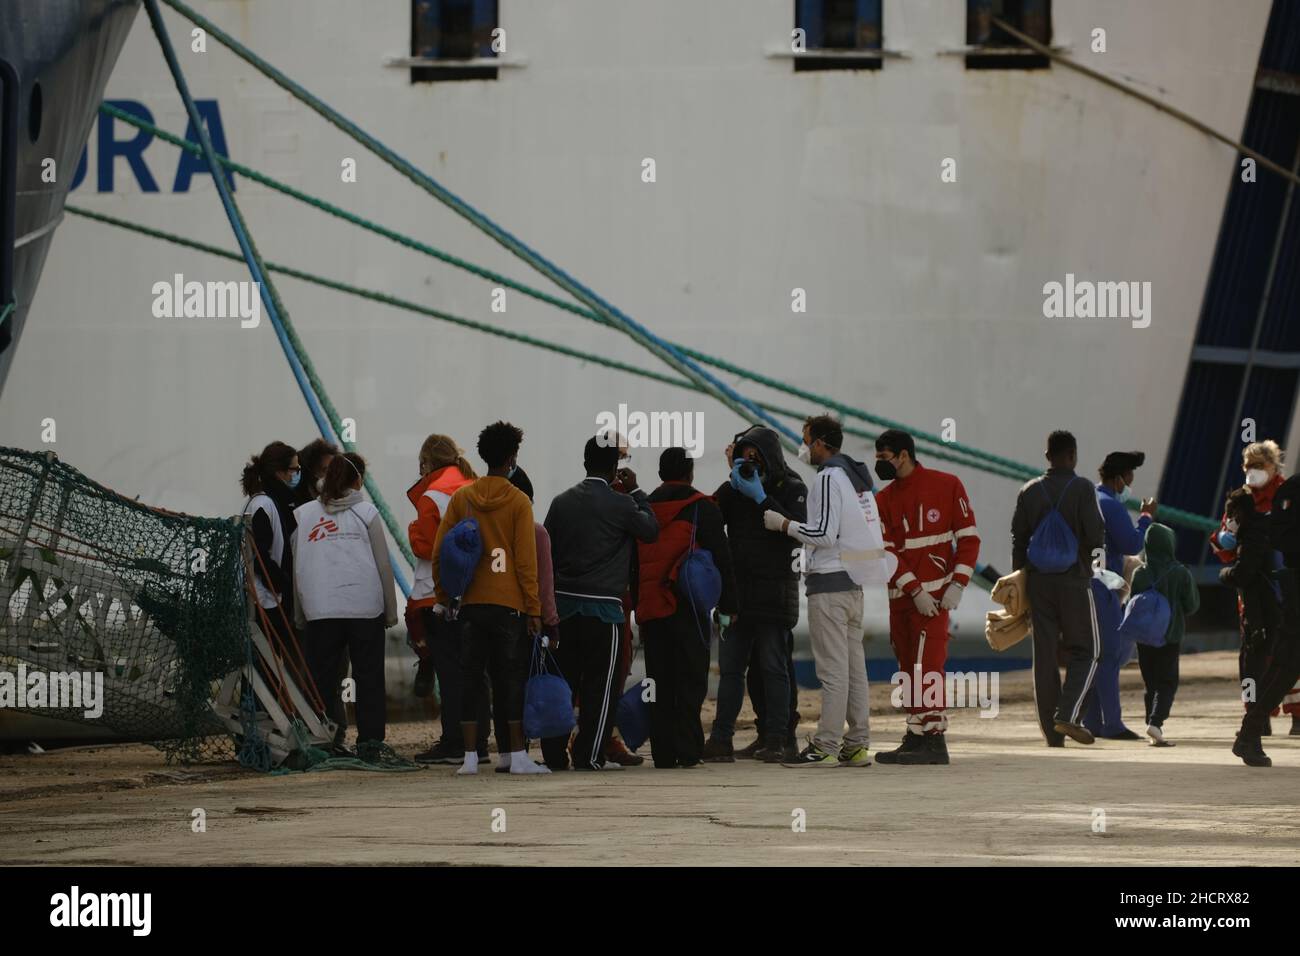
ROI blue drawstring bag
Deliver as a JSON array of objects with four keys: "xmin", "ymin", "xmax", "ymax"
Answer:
[
  {"xmin": 438, "ymin": 514, "xmax": 481, "ymax": 609},
  {"xmin": 523, "ymin": 639, "xmax": 576, "ymax": 739},
  {"xmin": 616, "ymin": 678, "xmax": 651, "ymax": 751},
  {"xmin": 1119, "ymin": 568, "xmax": 1173, "ymax": 647},
  {"xmin": 671, "ymin": 503, "xmax": 722, "ymax": 643},
  {"xmin": 1027, "ymin": 477, "xmax": 1083, "ymax": 574}
]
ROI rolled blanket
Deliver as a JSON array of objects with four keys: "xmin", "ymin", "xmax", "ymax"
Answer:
[
  {"xmin": 990, "ymin": 568, "xmax": 1028, "ymax": 618},
  {"xmin": 985, "ymin": 609, "xmax": 1030, "ymax": 651}
]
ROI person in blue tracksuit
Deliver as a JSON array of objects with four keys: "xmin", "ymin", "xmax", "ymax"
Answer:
[{"xmin": 1083, "ymin": 450, "xmax": 1157, "ymax": 739}]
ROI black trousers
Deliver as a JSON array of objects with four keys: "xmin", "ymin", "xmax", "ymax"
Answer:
[
  {"xmin": 422, "ymin": 608, "xmax": 501, "ymax": 755},
  {"xmin": 1239, "ymin": 627, "xmax": 1276, "ymax": 708},
  {"xmin": 1243, "ymin": 636, "xmax": 1300, "ymax": 735},
  {"xmin": 1027, "ymin": 572, "xmax": 1101, "ymax": 740},
  {"xmin": 1137, "ymin": 642, "xmax": 1180, "ymax": 728},
  {"xmin": 1243, "ymin": 569, "xmax": 1300, "ymax": 736},
  {"xmin": 458, "ymin": 605, "xmax": 528, "ymax": 750},
  {"xmin": 305, "ymin": 615, "xmax": 386, "ymax": 744},
  {"xmin": 748, "ymin": 625, "xmax": 799, "ymax": 743},
  {"xmin": 542, "ymin": 614, "xmax": 621, "ymax": 771},
  {"xmin": 642, "ymin": 613, "xmax": 712, "ymax": 768}
]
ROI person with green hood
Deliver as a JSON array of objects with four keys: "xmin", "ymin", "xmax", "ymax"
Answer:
[{"xmin": 1130, "ymin": 522, "xmax": 1199, "ymax": 746}]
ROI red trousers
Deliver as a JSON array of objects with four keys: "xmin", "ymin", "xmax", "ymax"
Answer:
[{"xmin": 889, "ymin": 604, "xmax": 950, "ymax": 735}]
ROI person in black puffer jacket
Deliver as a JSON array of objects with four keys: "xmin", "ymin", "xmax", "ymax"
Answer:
[{"xmin": 703, "ymin": 425, "xmax": 807, "ymax": 763}]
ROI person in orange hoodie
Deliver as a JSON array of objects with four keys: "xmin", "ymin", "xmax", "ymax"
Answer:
[
  {"xmin": 432, "ymin": 421, "xmax": 547, "ymax": 775},
  {"xmin": 407, "ymin": 435, "xmax": 488, "ymax": 765}
]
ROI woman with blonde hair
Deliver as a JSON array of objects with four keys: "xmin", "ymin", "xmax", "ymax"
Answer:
[
  {"xmin": 405, "ymin": 435, "xmax": 487, "ymax": 765},
  {"xmin": 1210, "ymin": 439, "xmax": 1299, "ymax": 735}
]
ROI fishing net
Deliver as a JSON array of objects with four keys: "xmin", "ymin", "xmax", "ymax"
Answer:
[{"xmin": 0, "ymin": 447, "xmax": 249, "ymax": 762}]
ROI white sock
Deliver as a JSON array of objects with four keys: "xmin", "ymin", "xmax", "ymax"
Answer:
[
  {"xmin": 457, "ymin": 751, "xmax": 479, "ymax": 775},
  {"xmin": 510, "ymin": 750, "xmax": 550, "ymax": 774},
  {"xmin": 497, "ymin": 753, "xmax": 511, "ymax": 770}
]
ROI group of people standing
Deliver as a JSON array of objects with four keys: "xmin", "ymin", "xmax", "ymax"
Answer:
[{"xmin": 237, "ymin": 417, "xmax": 1300, "ymax": 772}]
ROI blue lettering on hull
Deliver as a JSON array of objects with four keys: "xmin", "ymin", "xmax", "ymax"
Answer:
[{"xmin": 70, "ymin": 99, "xmax": 234, "ymax": 193}]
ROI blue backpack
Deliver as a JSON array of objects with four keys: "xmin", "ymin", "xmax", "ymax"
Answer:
[
  {"xmin": 523, "ymin": 639, "xmax": 576, "ymax": 739},
  {"xmin": 437, "ymin": 513, "xmax": 482, "ymax": 609},
  {"xmin": 1119, "ymin": 568, "xmax": 1173, "ymax": 647},
  {"xmin": 671, "ymin": 503, "xmax": 723, "ymax": 642},
  {"xmin": 1027, "ymin": 477, "xmax": 1083, "ymax": 574}
]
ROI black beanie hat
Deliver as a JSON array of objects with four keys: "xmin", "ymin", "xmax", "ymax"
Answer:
[{"xmin": 658, "ymin": 447, "xmax": 693, "ymax": 482}]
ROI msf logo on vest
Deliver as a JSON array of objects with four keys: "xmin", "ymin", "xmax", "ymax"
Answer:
[{"xmin": 307, "ymin": 517, "xmax": 339, "ymax": 542}]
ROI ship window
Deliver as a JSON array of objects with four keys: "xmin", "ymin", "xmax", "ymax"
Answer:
[
  {"xmin": 794, "ymin": 0, "xmax": 883, "ymax": 72},
  {"xmin": 410, "ymin": 0, "xmax": 499, "ymax": 83},
  {"xmin": 966, "ymin": 0, "xmax": 1051, "ymax": 70}
]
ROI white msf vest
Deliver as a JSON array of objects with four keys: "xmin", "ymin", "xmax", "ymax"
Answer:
[
  {"xmin": 243, "ymin": 494, "xmax": 284, "ymax": 610},
  {"xmin": 293, "ymin": 498, "xmax": 384, "ymax": 621}
]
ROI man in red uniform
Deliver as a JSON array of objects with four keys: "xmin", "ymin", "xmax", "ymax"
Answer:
[{"xmin": 872, "ymin": 429, "xmax": 980, "ymax": 765}]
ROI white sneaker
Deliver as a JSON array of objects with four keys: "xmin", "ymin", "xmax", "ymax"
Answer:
[
  {"xmin": 601, "ymin": 760, "xmax": 625, "ymax": 771},
  {"xmin": 1146, "ymin": 724, "xmax": 1172, "ymax": 746}
]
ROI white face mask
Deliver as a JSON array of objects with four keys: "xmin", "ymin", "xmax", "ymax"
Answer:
[
  {"xmin": 1225, "ymin": 518, "xmax": 1239, "ymax": 534},
  {"xmin": 797, "ymin": 443, "xmax": 811, "ymax": 464},
  {"xmin": 1117, "ymin": 484, "xmax": 1133, "ymax": 503},
  {"xmin": 1245, "ymin": 468, "xmax": 1270, "ymax": 489}
]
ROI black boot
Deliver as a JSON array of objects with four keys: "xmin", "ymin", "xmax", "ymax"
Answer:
[
  {"xmin": 1291, "ymin": 714, "xmax": 1300, "ymax": 736},
  {"xmin": 875, "ymin": 733, "xmax": 923, "ymax": 764},
  {"xmin": 1262, "ymin": 717, "xmax": 1273, "ymax": 737},
  {"xmin": 1232, "ymin": 732, "xmax": 1272, "ymax": 767},
  {"xmin": 896, "ymin": 733, "xmax": 950, "ymax": 765}
]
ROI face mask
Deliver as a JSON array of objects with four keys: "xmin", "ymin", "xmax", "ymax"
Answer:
[
  {"xmin": 287, "ymin": 471, "xmax": 301, "ymax": 490},
  {"xmin": 1225, "ymin": 518, "xmax": 1239, "ymax": 534},
  {"xmin": 1117, "ymin": 484, "xmax": 1133, "ymax": 503},
  {"xmin": 507, "ymin": 465, "xmax": 518, "ymax": 479},
  {"xmin": 1245, "ymin": 468, "xmax": 1269, "ymax": 489},
  {"xmin": 874, "ymin": 458, "xmax": 898, "ymax": 482},
  {"xmin": 313, "ymin": 477, "xmax": 323, "ymax": 493},
  {"xmin": 797, "ymin": 443, "xmax": 811, "ymax": 464}
]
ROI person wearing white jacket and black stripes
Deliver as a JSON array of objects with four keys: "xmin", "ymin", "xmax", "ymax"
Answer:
[{"xmin": 764, "ymin": 415, "xmax": 896, "ymax": 768}]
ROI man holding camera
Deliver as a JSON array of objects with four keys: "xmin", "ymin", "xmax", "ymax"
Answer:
[{"xmin": 704, "ymin": 426, "xmax": 808, "ymax": 763}]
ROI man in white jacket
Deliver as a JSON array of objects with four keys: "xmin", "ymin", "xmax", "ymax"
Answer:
[{"xmin": 764, "ymin": 415, "xmax": 896, "ymax": 767}]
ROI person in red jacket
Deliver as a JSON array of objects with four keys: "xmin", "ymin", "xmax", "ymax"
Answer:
[
  {"xmin": 636, "ymin": 448, "xmax": 737, "ymax": 768},
  {"xmin": 872, "ymin": 429, "xmax": 980, "ymax": 765},
  {"xmin": 1210, "ymin": 439, "xmax": 1299, "ymax": 735}
]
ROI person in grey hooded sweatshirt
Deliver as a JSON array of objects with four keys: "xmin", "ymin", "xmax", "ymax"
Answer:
[
  {"xmin": 765, "ymin": 414, "xmax": 892, "ymax": 768},
  {"xmin": 293, "ymin": 451, "xmax": 398, "ymax": 762}
]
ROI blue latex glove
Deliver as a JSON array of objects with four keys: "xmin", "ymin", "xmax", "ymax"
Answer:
[
  {"xmin": 1217, "ymin": 530, "xmax": 1237, "ymax": 552},
  {"xmin": 730, "ymin": 462, "xmax": 766, "ymax": 504}
]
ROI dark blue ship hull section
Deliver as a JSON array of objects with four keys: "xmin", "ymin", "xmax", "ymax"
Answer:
[{"xmin": 0, "ymin": 0, "xmax": 141, "ymax": 396}]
